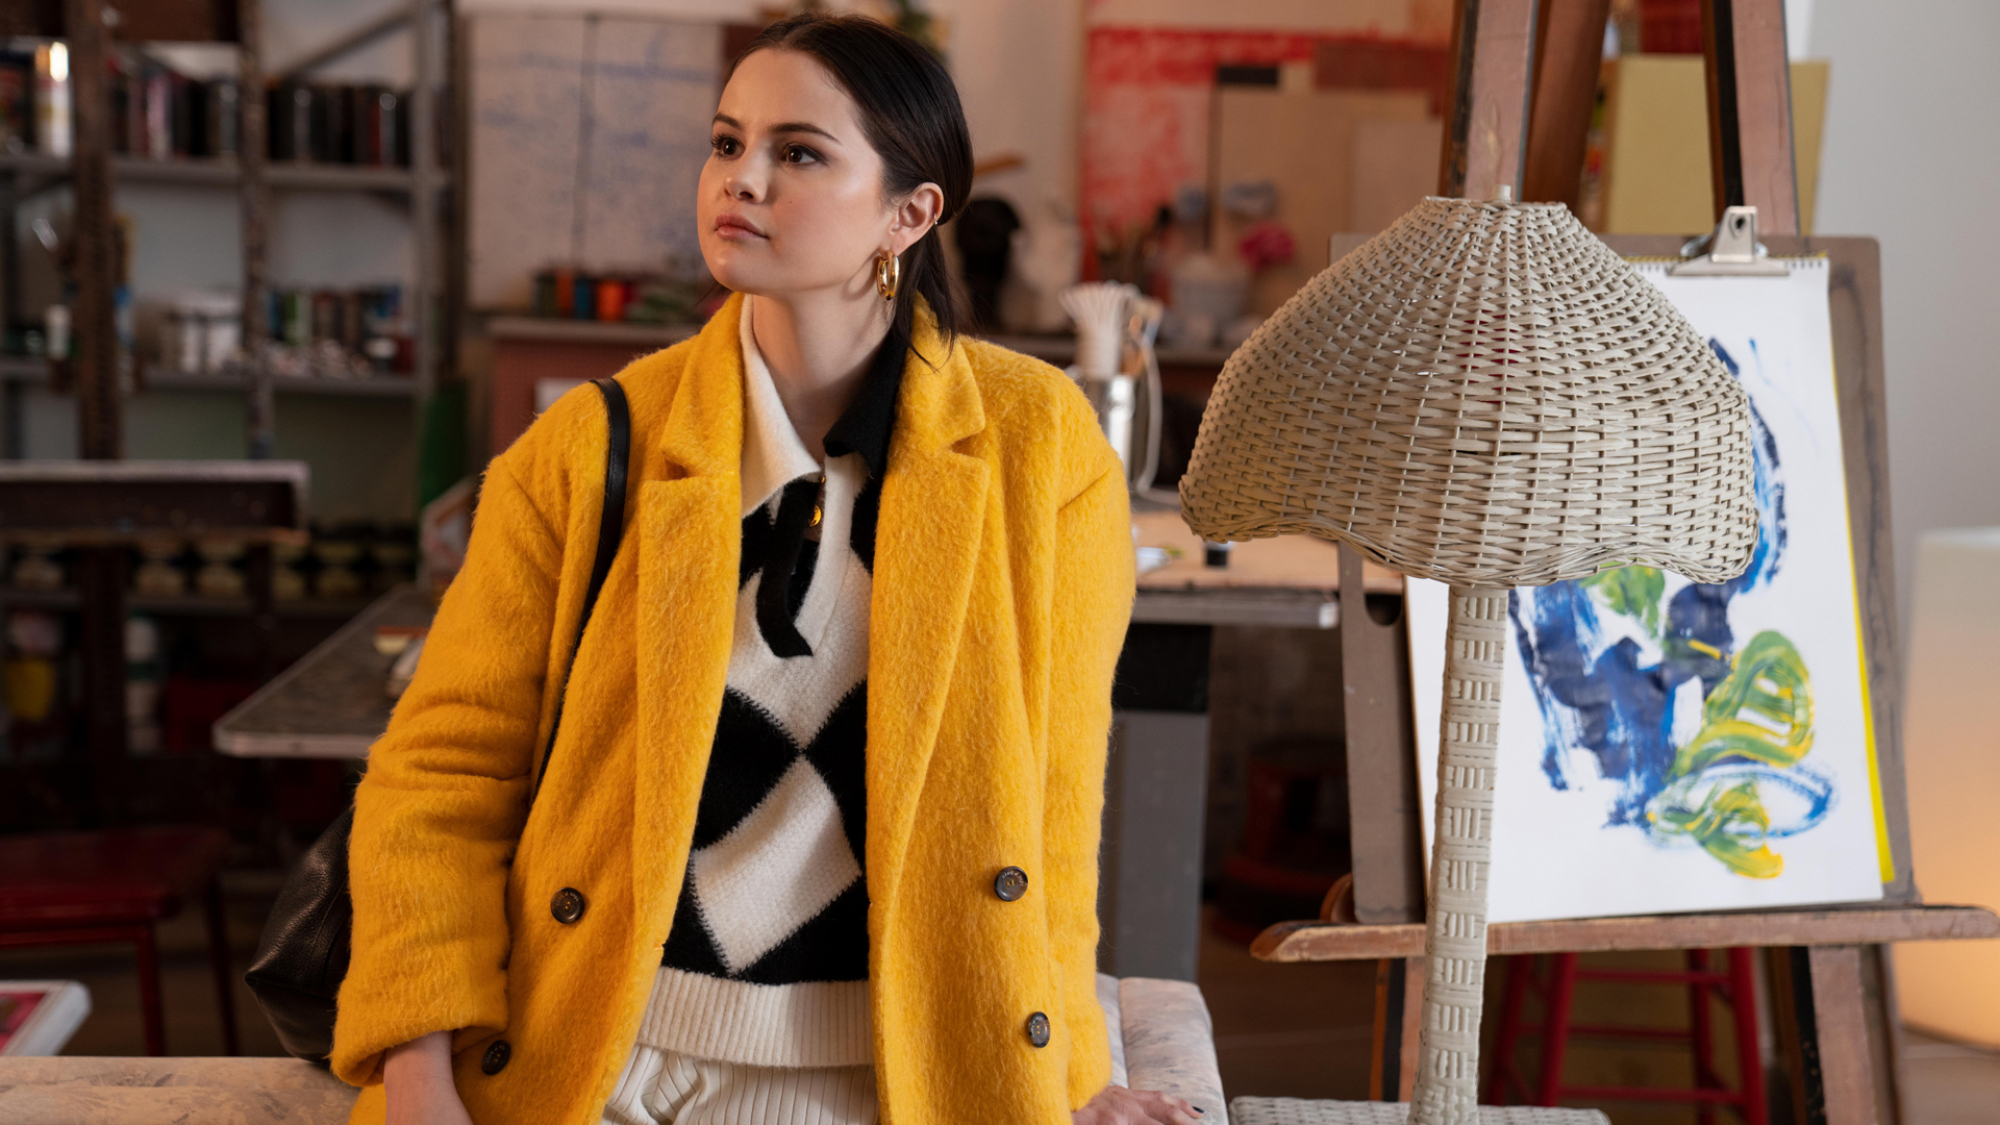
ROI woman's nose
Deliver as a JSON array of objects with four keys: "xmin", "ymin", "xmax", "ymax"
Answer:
[{"xmin": 724, "ymin": 169, "xmax": 763, "ymax": 202}]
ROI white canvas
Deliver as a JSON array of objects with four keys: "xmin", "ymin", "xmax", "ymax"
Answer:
[{"xmin": 1410, "ymin": 258, "xmax": 1888, "ymax": 923}]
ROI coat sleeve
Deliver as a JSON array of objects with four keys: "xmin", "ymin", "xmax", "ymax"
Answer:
[
  {"xmin": 1044, "ymin": 454, "xmax": 1135, "ymax": 1108},
  {"xmin": 331, "ymin": 451, "xmax": 566, "ymax": 1086}
]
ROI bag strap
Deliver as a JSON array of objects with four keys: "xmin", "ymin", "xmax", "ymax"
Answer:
[{"xmin": 534, "ymin": 377, "xmax": 632, "ymax": 797}]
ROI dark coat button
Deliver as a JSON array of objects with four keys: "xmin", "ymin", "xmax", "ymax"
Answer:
[
  {"xmin": 481, "ymin": 1039, "xmax": 511, "ymax": 1075},
  {"xmin": 551, "ymin": 887, "xmax": 586, "ymax": 924},
  {"xmin": 993, "ymin": 866, "xmax": 1028, "ymax": 902},
  {"xmin": 1026, "ymin": 1011, "xmax": 1051, "ymax": 1048}
]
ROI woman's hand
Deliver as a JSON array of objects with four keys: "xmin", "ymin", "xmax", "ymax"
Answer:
[
  {"xmin": 1074, "ymin": 1085, "xmax": 1205, "ymax": 1124},
  {"xmin": 384, "ymin": 1031, "xmax": 475, "ymax": 1125}
]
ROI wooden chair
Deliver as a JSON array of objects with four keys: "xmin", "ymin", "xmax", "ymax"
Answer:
[{"xmin": 0, "ymin": 827, "xmax": 240, "ymax": 1056}]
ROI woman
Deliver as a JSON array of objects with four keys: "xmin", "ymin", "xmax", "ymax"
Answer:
[{"xmin": 331, "ymin": 14, "xmax": 1199, "ymax": 1125}]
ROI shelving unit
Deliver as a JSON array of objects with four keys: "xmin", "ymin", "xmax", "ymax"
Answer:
[
  {"xmin": 0, "ymin": 1, "xmax": 459, "ymax": 828},
  {"xmin": 0, "ymin": 0, "xmax": 457, "ymax": 466}
]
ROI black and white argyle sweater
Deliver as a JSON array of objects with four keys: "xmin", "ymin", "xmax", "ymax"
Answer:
[{"xmin": 635, "ymin": 296, "xmax": 901, "ymax": 1069}]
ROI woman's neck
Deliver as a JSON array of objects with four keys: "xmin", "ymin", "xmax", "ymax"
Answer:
[{"xmin": 750, "ymin": 289, "xmax": 893, "ymax": 462}]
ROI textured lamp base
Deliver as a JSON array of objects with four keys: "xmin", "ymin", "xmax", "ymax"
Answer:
[
  {"xmin": 1411, "ymin": 586, "xmax": 1509, "ymax": 1124},
  {"xmin": 1230, "ymin": 1098, "xmax": 1609, "ymax": 1125}
]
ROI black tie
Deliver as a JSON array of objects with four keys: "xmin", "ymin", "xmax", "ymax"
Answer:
[{"xmin": 754, "ymin": 477, "xmax": 820, "ymax": 658}]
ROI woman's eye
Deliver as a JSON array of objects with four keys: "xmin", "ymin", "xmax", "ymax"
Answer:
[
  {"xmin": 782, "ymin": 144, "xmax": 820, "ymax": 165},
  {"xmin": 710, "ymin": 135, "xmax": 739, "ymax": 157}
]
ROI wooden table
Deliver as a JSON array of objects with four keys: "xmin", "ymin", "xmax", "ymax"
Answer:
[
  {"xmin": 212, "ymin": 585, "xmax": 432, "ymax": 760},
  {"xmin": 1130, "ymin": 504, "xmax": 1402, "ymax": 628}
]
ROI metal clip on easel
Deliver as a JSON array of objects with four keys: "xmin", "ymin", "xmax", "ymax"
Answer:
[{"xmin": 1670, "ymin": 204, "xmax": 1789, "ymax": 276}]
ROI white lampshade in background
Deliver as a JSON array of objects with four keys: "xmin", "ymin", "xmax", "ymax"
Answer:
[{"xmin": 1896, "ymin": 527, "xmax": 2000, "ymax": 1045}]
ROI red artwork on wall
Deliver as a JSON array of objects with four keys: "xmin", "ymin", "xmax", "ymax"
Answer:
[{"xmin": 1079, "ymin": 25, "xmax": 1450, "ymax": 280}]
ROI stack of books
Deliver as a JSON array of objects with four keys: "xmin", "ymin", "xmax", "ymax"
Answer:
[
  {"xmin": 0, "ymin": 40, "xmax": 414, "ymax": 167},
  {"xmin": 266, "ymin": 83, "xmax": 410, "ymax": 166}
]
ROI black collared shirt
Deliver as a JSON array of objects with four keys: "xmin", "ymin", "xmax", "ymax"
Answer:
[
  {"xmin": 821, "ymin": 328, "xmax": 906, "ymax": 478},
  {"xmin": 740, "ymin": 331, "xmax": 906, "ymax": 656}
]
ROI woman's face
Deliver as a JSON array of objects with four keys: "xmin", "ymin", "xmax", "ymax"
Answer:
[{"xmin": 698, "ymin": 49, "xmax": 935, "ymax": 302}]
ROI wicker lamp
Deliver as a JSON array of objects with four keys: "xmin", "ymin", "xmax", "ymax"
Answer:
[{"xmin": 1183, "ymin": 197, "xmax": 1759, "ymax": 1125}]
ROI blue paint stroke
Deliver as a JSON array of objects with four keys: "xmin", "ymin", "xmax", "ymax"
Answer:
[{"xmin": 1509, "ymin": 339, "xmax": 1827, "ymax": 876}]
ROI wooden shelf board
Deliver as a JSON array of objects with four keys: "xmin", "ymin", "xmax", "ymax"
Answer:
[
  {"xmin": 1250, "ymin": 904, "xmax": 2000, "ymax": 962},
  {"xmin": 0, "ymin": 358, "xmax": 418, "ymax": 397},
  {"xmin": 147, "ymin": 370, "xmax": 421, "ymax": 397},
  {"xmin": 0, "ymin": 588, "xmax": 374, "ymax": 618},
  {"xmin": 0, "ymin": 152, "xmax": 439, "ymax": 193},
  {"xmin": 486, "ymin": 316, "xmax": 701, "ymax": 348}
]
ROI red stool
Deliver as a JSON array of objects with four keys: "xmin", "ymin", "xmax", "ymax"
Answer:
[
  {"xmin": 0, "ymin": 827, "xmax": 240, "ymax": 1056},
  {"xmin": 1487, "ymin": 947, "xmax": 1766, "ymax": 1124}
]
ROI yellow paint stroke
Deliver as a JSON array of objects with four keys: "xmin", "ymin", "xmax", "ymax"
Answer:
[
  {"xmin": 1673, "ymin": 630, "xmax": 1814, "ymax": 778},
  {"xmin": 1651, "ymin": 630, "xmax": 1814, "ymax": 879},
  {"xmin": 1653, "ymin": 777, "xmax": 1785, "ymax": 879},
  {"xmin": 1829, "ymin": 345, "xmax": 1895, "ymax": 883}
]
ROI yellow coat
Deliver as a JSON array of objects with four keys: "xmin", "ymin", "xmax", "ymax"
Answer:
[{"xmin": 331, "ymin": 295, "xmax": 1134, "ymax": 1125}]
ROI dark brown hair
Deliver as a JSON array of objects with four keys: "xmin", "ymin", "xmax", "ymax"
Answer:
[{"xmin": 731, "ymin": 13, "xmax": 972, "ymax": 349}]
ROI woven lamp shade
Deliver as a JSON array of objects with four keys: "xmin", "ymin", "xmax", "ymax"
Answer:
[
  {"xmin": 1180, "ymin": 197, "xmax": 1758, "ymax": 589},
  {"xmin": 1179, "ymin": 197, "xmax": 1757, "ymax": 1125}
]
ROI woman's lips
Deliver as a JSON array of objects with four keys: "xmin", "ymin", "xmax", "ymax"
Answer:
[{"xmin": 713, "ymin": 214, "xmax": 766, "ymax": 240}]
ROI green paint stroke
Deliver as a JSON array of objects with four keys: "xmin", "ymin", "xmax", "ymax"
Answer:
[
  {"xmin": 1676, "ymin": 630, "xmax": 1815, "ymax": 776},
  {"xmin": 1652, "ymin": 776, "xmax": 1786, "ymax": 879},
  {"xmin": 1650, "ymin": 630, "xmax": 1815, "ymax": 879},
  {"xmin": 1581, "ymin": 565, "xmax": 1666, "ymax": 637}
]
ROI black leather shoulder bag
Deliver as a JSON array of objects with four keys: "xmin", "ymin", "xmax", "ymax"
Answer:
[{"xmin": 245, "ymin": 378, "xmax": 633, "ymax": 1064}]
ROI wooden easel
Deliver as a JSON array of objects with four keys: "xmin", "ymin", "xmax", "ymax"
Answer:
[{"xmin": 1310, "ymin": 4, "xmax": 2000, "ymax": 1124}]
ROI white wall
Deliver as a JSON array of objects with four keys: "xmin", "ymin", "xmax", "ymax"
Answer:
[
  {"xmin": 1785, "ymin": 0, "xmax": 1814, "ymax": 58},
  {"xmin": 941, "ymin": 0, "xmax": 1082, "ymax": 224},
  {"xmin": 1808, "ymin": 0, "xmax": 2000, "ymax": 634}
]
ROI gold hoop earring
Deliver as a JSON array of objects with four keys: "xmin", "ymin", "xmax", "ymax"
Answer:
[{"xmin": 875, "ymin": 252, "xmax": 900, "ymax": 303}]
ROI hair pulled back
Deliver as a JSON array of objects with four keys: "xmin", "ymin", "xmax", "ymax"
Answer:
[{"xmin": 732, "ymin": 14, "xmax": 972, "ymax": 348}]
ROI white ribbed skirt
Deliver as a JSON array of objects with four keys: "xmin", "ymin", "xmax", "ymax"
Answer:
[{"xmin": 599, "ymin": 1043, "xmax": 878, "ymax": 1125}]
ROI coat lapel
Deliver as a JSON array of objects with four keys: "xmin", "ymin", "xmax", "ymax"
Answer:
[
  {"xmin": 866, "ymin": 313, "xmax": 990, "ymax": 913},
  {"xmin": 630, "ymin": 298, "xmax": 744, "ymax": 935}
]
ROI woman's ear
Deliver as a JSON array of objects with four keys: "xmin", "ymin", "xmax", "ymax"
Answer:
[{"xmin": 886, "ymin": 183, "xmax": 946, "ymax": 256}]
